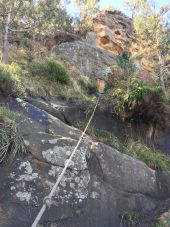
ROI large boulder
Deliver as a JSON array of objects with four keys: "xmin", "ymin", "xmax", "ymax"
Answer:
[
  {"xmin": 53, "ymin": 40, "xmax": 116, "ymax": 80},
  {"xmin": 0, "ymin": 98, "xmax": 170, "ymax": 227}
]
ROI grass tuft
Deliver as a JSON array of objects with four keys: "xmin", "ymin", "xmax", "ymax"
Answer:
[
  {"xmin": 0, "ymin": 63, "xmax": 24, "ymax": 97},
  {"xmin": 74, "ymin": 118, "xmax": 170, "ymax": 171},
  {"xmin": 0, "ymin": 106, "xmax": 26, "ymax": 163}
]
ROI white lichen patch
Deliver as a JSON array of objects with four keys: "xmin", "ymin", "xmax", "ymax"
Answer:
[
  {"xmin": 10, "ymin": 186, "xmax": 16, "ymax": 191},
  {"xmin": 49, "ymin": 139, "xmax": 59, "ymax": 144},
  {"xmin": 16, "ymin": 191, "xmax": 32, "ymax": 203},
  {"xmin": 68, "ymin": 131, "xmax": 77, "ymax": 136},
  {"xmin": 47, "ymin": 165, "xmax": 90, "ymax": 205},
  {"xmin": 10, "ymin": 160, "xmax": 40, "ymax": 205},
  {"xmin": 16, "ymin": 97, "xmax": 22, "ymax": 103},
  {"xmin": 45, "ymin": 180, "xmax": 55, "ymax": 189},
  {"xmin": 65, "ymin": 159, "xmax": 74, "ymax": 168},
  {"xmin": 19, "ymin": 160, "xmax": 33, "ymax": 174},
  {"xmin": 24, "ymin": 140, "xmax": 30, "ymax": 146},
  {"xmin": 9, "ymin": 173, "xmax": 15, "ymax": 179},
  {"xmin": 90, "ymin": 191, "xmax": 99, "ymax": 199},
  {"xmin": 17, "ymin": 161, "xmax": 39, "ymax": 182},
  {"xmin": 49, "ymin": 166, "xmax": 62, "ymax": 177},
  {"xmin": 42, "ymin": 144, "xmax": 87, "ymax": 170},
  {"xmin": 16, "ymin": 172, "xmax": 39, "ymax": 182}
]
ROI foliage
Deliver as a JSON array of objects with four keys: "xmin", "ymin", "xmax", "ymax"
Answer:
[
  {"xmin": 74, "ymin": 118, "xmax": 170, "ymax": 171},
  {"xmin": 125, "ymin": 0, "xmax": 170, "ymax": 92},
  {"xmin": 0, "ymin": 63, "xmax": 24, "ymax": 96},
  {"xmin": 124, "ymin": 140, "xmax": 170, "ymax": 171},
  {"xmin": 121, "ymin": 210, "xmax": 139, "ymax": 227},
  {"xmin": 0, "ymin": 106, "xmax": 26, "ymax": 163},
  {"xmin": 74, "ymin": 0, "xmax": 99, "ymax": 32},
  {"xmin": 33, "ymin": 0, "xmax": 72, "ymax": 36},
  {"xmin": 79, "ymin": 79, "xmax": 97, "ymax": 95},
  {"xmin": 0, "ymin": 0, "xmax": 72, "ymax": 63},
  {"xmin": 116, "ymin": 51, "xmax": 137, "ymax": 77},
  {"xmin": 112, "ymin": 51, "xmax": 165, "ymax": 114},
  {"xmin": 28, "ymin": 60, "xmax": 70, "ymax": 84},
  {"xmin": 74, "ymin": 119, "xmax": 127, "ymax": 153},
  {"xmin": 112, "ymin": 79, "xmax": 165, "ymax": 114}
]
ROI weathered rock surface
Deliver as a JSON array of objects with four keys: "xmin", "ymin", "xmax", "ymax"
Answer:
[
  {"xmin": 26, "ymin": 97, "xmax": 170, "ymax": 154},
  {"xmin": 93, "ymin": 10, "xmax": 136, "ymax": 55},
  {"xmin": 0, "ymin": 98, "xmax": 170, "ymax": 227},
  {"xmin": 53, "ymin": 10, "xmax": 158, "ymax": 79},
  {"xmin": 53, "ymin": 40, "xmax": 116, "ymax": 79}
]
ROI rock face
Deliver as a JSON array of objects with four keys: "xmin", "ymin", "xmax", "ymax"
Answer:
[
  {"xmin": 0, "ymin": 98, "xmax": 170, "ymax": 227},
  {"xmin": 27, "ymin": 97, "xmax": 170, "ymax": 154},
  {"xmin": 53, "ymin": 9, "xmax": 157, "ymax": 78},
  {"xmin": 93, "ymin": 10, "xmax": 136, "ymax": 55},
  {"xmin": 53, "ymin": 39, "xmax": 116, "ymax": 80}
]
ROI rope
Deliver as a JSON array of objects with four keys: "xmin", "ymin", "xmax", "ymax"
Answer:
[{"xmin": 31, "ymin": 97, "xmax": 100, "ymax": 227}]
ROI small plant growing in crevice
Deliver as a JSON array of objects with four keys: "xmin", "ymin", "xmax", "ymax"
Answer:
[{"xmin": 120, "ymin": 210, "xmax": 139, "ymax": 227}]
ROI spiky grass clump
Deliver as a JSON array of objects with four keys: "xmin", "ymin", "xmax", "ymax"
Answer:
[
  {"xmin": 124, "ymin": 140, "xmax": 170, "ymax": 171},
  {"xmin": 74, "ymin": 118, "xmax": 170, "ymax": 171},
  {"xmin": 0, "ymin": 106, "xmax": 26, "ymax": 163}
]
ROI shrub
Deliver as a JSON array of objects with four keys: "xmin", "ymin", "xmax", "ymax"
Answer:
[
  {"xmin": 79, "ymin": 79, "xmax": 97, "ymax": 95},
  {"xmin": 0, "ymin": 63, "xmax": 24, "ymax": 96},
  {"xmin": 113, "ymin": 79, "xmax": 165, "ymax": 114},
  {"xmin": 116, "ymin": 51, "xmax": 137, "ymax": 76},
  {"xmin": 0, "ymin": 106, "xmax": 26, "ymax": 163},
  {"xmin": 29, "ymin": 60, "xmax": 70, "ymax": 84}
]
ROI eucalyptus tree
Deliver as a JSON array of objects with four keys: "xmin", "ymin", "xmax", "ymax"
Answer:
[
  {"xmin": 74, "ymin": 0, "xmax": 99, "ymax": 31},
  {"xmin": 125, "ymin": 0, "xmax": 170, "ymax": 94},
  {"xmin": 0, "ymin": 0, "xmax": 34, "ymax": 63},
  {"xmin": 0, "ymin": 0, "xmax": 72, "ymax": 63}
]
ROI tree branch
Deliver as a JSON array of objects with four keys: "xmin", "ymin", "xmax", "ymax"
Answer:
[{"xmin": 9, "ymin": 21, "xmax": 40, "ymax": 32}]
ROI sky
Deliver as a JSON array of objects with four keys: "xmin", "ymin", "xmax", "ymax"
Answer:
[{"xmin": 65, "ymin": 0, "xmax": 170, "ymax": 17}]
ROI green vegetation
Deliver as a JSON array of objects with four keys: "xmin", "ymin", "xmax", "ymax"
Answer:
[
  {"xmin": 111, "ymin": 51, "xmax": 166, "ymax": 115},
  {"xmin": 154, "ymin": 216, "xmax": 170, "ymax": 227},
  {"xmin": 0, "ymin": 63, "xmax": 24, "ymax": 97},
  {"xmin": 74, "ymin": 119, "xmax": 124, "ymax": 149},
  {"xmin": 28, "ymin": 60, "xmax": 70, "ymax": 84},
  {"xmin": 74, "ymin": 118, "xmax": 170, "ymax": 171},
  {"xmin": 0, "ymin": 106, "xmax": 26, "ymax": 163},
  {"xmin": 0, "ymin": 55, "xmax": 85, "ymax": 100},
  {"xmin": 116, "ymin": 51, "xmax": 137, "ymax": 76},
  {"xmin": 125, "ymin": 0, "xmax": 170, "ymax": 93},
  {"xmin": 113, "ymin": 79, "xmax": 165, "ymax": 114},
  {"xmin": 124, "ymin": 140, "xmax": 170, "ymax": 171},
  {"xmin": 79, "ymin": 79, "xmax": 97, "ymax": 95},
  {"xmin": 121, "ymin": 210, "xmax": 139, "ymax": 227}
]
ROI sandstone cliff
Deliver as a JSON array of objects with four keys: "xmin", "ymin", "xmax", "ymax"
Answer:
[{"xmin": 53, "ymin": 9, "xmax": 155, "ymax": 80}]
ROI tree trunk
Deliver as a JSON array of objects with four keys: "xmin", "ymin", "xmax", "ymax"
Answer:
[
  {"xmin": 1, "ymin": 10, "xmax": 11, "ymax": 64},
  {"xmin": 158, "ymin": 55, "xmax": 167, "ymax": 97}
]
